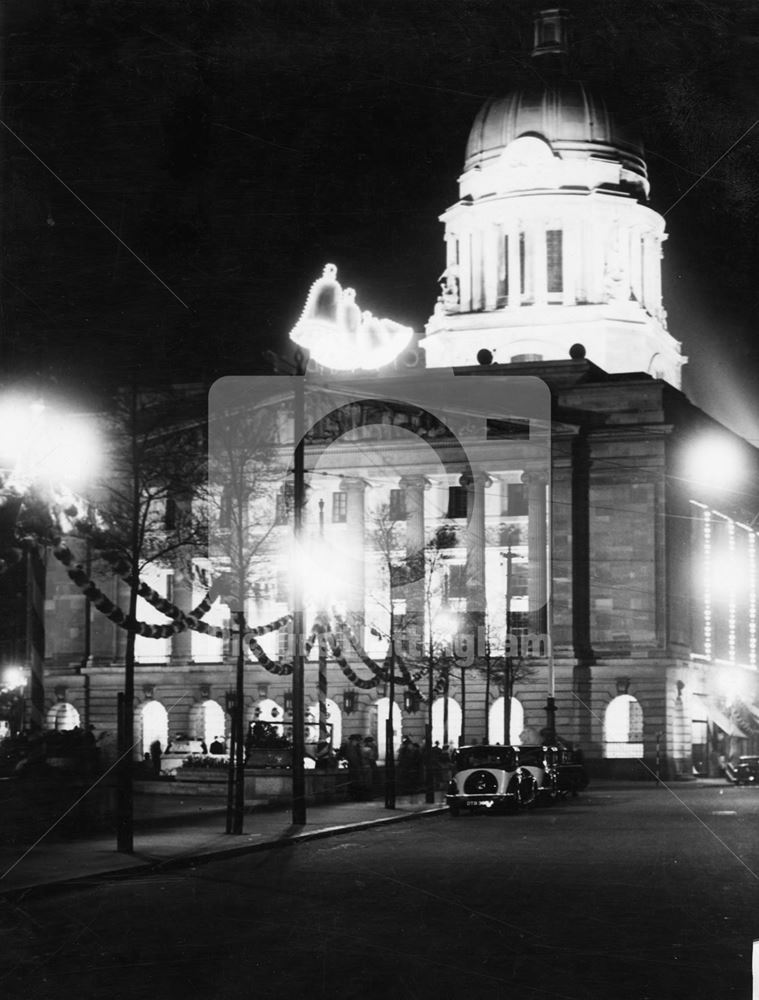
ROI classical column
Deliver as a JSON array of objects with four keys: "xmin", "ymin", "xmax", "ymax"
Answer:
[
  {"xmin": 563, "ymin": 220, "xmax": 579, "ymax": 305},
  {"xmin": 342, "ymin": 477, "xmax": 367, "ymax": 627},
  {"xmin": 459, "ymin": 228, "xmax": 472, "ymax": 312},
  {"xmin": 460, "ymin": 472, "xmax": 492, "ymax": 626},
  {"xmin": 521, "ymin": 470, "xmax": 549, "ymax": 637},
  {"xmin": 629, "ymin": 226, "xmax": 642, "ymax": 303},
  {"xmin": 508, "ymin": 223, "xmax": 521, "ymax": 308},
  {"xmin": 650, "ymin": 234, "xmax": 664, "ymax": 315},
  {"xmin": 533, "ymin": 226, "xmax": 547, "ymax": 306},
  {"xmin": 483, "ymin": 226, "xmax": 498, "ymax": 311},
  {"xmin": 170, "ymin": 568, "xmax": 194, "ymax": 664},
  {"xmin": 400, "ymin": 475, "xmax": 428, "ymax": 640}
]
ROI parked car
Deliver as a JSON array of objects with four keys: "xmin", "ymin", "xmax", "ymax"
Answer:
[
  {"xmin": 556, "ymin": 745, "xmax": 589, "ymax": 797},
  {"xmin": 445, "ymin": 744, "xmax": 559, "ymax": 815},
  {"xmin": 724, "ymin": 756, "xmax": 759, "ymax": 785}
]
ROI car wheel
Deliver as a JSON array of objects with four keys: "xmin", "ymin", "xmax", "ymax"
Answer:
[
  {"xmin": 516, "ymin": 773, "xmax": 537, "ymax": 810},
  {"xmin": 449, "ymin": 805, "xmax": 460, "ymax": 817}
]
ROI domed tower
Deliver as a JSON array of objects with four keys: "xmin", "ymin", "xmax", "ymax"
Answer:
[{"xmin": 421, "ymin": 8, "xmax": 686, "ymax": 387}]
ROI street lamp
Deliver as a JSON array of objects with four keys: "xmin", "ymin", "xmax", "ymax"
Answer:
[
  {"xmin": 0, "ymin": 665, "xmax": 27, "ymax": 737},
  {"xmin": 0, "ymin": 394, "xmax": 100, "ymax": 730}
]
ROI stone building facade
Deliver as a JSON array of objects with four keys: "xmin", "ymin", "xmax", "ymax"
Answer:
[{"xmin": 39, "ymin": 9, "xmax": 759, "ymax": 779}]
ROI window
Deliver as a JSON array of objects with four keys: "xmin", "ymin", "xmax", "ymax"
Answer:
[
  {"xmin": 502, "ymin": 482, "xmax": 528, "ymax": 516},
  {"xmin": 546, "ymin": 229, "xmax": 563, "ymax": 295},
  {"xmin": 499, "ymin": 524, "xmax": 521, "ymax": 547},
  {"xmin": 448, "ymin": 564, "xmax": 467, "ymax": 598},
  {"xmin": 274, "ymin": 570, "xmax": 289, "ymax": 603},
  {"xmin": 510, "ymin": 564, "xmax": 528, "ymax": 599},
  {"xmin": 446, "ymin": 485, "xmax": 468, "ymax": 519},
  {"xmin": 519, "ymin": 232, "xmax": 526, "ymax": 297},
  {"xmin": 332, "ymin": 491, "xmax": 347, "ymax": 523},
  {"xmin": 275, "ymin": 483, "xmax": 294, "ymax": 525},
  {"xmin": 165, "ymin": 496, "xmax": 177, "ymax": 530},
  {"xmin": 219, "ymin": 485, "xmax": 232, "ymax": 529},
  {"xmin": 389, "ymin": 489, "xmax": 406, "ymax": 520}
]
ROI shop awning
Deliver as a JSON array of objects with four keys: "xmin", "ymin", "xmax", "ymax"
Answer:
[{"xmin": 692, "ymin": 694, "xmax": 748, "ymax": 738}]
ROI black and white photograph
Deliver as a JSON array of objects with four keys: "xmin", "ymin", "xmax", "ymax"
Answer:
[{"xmin": 2, "ymin": 2, "xmax": 759, "ymax": 997}]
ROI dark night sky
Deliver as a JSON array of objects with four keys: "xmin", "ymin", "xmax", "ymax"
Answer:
[{"xmin": 2, "ymin": 0, "xmax": 759, "ymax": 438}]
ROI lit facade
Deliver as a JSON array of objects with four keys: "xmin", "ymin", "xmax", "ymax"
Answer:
[{"xmin": 39, "ymin": 9, "xmax": 759, "ymax": 780}]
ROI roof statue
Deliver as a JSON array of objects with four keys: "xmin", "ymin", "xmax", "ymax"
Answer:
[{"xmin": 289, "ymin": 264, "xmax": 413, "ymax": 371}]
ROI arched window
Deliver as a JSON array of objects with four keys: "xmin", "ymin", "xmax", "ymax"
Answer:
[
  {"xmin": 604, "ymin": 694, "xmax": 644, "ymax": 758},
  {"xmin": 139, "ymin": 700, "xmax": 169, "ymax": 758},
  {"xmin": 431, "ymin": 697, "xmax": 462, "ymax": 748},
  {"xmin": 487, "ymin": 697, "xmax": 525, "ymax": 745},
  {"xmin": 198, "ymin": 699, "xmax": 226, "ymax": 747},
  {"xmin": 375, "ymin": 697, "xmax": 402, "ymax": 760},
  {"xmin": 306, "ymin": 698, "xmax": 342, "ymax": 748},
  {"xmin": 46, "ymin": 702, "xmax": 80, "ymax": 731}
]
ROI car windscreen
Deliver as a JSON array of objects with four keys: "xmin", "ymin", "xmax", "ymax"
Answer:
[
  {"xmin": 452, "ymin": 747, "xmax": 517, "ymax": 771},
  {"xmin": 517, "ymin": 747, "xmax": 545, "ymax": 767}
]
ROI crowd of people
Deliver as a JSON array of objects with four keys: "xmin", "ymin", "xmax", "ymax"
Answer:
[{"xmin": 335, "ymin": 733, "xmax": 452, "ymax": 800}]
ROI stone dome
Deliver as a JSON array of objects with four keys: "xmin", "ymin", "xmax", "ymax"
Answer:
[{"xmin": 464, "ymin": 81, "xmax": 648, "ymax": 196}]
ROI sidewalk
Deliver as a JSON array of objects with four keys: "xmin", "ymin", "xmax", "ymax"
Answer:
[
  {"xmin": 0, "ymin": 776, "xmax": 728, "ymax": 901},
  {"xmin": 0, "ymin": 792, "xmax": 445, "ymax": 900}
]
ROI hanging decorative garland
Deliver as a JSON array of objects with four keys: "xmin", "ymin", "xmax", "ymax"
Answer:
[
  {"xmin": 246, "ymin": 630, "xmax": 317, "ymax": 677},
  {"xmin": 324, "ymin": 631, "xmax": 384, "ymax": 690},
  {"xmin": 98, "ymin": 549, "xmax": 224, "ymax": 629},
  {"xmin": 53, "ymin": 541, "xmax": 186, "ymax": 639},
  {"xmin": 334, "ymin": 616, "xmax": 426, "ymax": 687},
  {"xmin": 52, "ymin": 541, "xmax": 292, "ymax": 642}
]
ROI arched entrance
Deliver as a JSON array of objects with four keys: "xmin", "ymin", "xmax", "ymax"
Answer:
[
  {"xmin": 604, "ymin": 694, "xmax": 644, "ymax": 758},
  {"xmin": 45, "ymin": 702, "xmax": 80, "ymax": 731},
  {"xmin": 139, "ymin": 700, "xmax": 169, "ymax": 758},
  {"xmin": 431, "ymin": 697, "xmax": 462, "ymax": 748},
  {"xmin": 375, "ymin": 697, "xmax": 402, "ymax": 760},
  {"xmin": 198, "ymin": 698, "xmax": 227, "ymax": 747},
  {"xmin": 487, "ymin": 697, "xmax": 525, "ymax": 745},
  {"xmin": 306, "ymin": 697, "xmax": 342, "ymax": 748}
]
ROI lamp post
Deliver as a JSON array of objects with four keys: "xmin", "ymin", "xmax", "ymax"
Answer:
[
  {"xmin": 0, "ymin": 666, "xmax": 26, "ymax": 737},
  {"xmin": 0, "ymin": 395, "xmax": 99, "ymax": 734},
  {"xmin": 291, "ymin": 348, "xmax": 308, "ymax": 826},
  {"xmin": 501, "ymin": 537, "xmax": 516, "ymax": 746}
]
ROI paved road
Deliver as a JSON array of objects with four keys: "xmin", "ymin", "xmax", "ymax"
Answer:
[{"xmin": 3, "ymin": 783, "xmax": 758, "ymax": 999}]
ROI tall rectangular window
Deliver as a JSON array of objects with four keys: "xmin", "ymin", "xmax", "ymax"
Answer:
[
  {"xmin": 332, "ymin": 491, "xmax": 347, "ymax": 523},
  {"xmin": 389, "ymin": 489, "xmax": 406, "ymax": 521},
  {"xmin": 446, "ymin": 485, "xmax": 468, "ymax": 519},
  {"xmin": 519, "ymin": 232, "xmax": 526, "ymax": 297},
  {"xmin": 546, "ymin": 229, "xmax": 563, "ymax": 295},
  {"xmin": 497, "ymin": 234, "xmax": 509, "ymax": 305},
  {"xmin": 506, "ymin": 483, "xmax": 528, "ymax": 516},
  {"xmin": 448, "ymin": 564, "xmax": 468, "ymax": 598}
]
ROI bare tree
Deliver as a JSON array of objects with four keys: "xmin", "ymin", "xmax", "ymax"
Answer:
[
  {"xmin": 76, "ymin": 384, "xmax": 208, "ymax": 853},
  {"xmin": 206, "ymin": 388, "xmax": 287, "ymax": 833}
]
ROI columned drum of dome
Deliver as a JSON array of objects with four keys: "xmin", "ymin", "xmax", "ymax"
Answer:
[{"xmin": 422, "ymin": 10, "xmax": 686, "ymax": 388}]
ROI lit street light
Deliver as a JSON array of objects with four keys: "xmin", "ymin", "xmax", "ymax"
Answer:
[{"xmin": 0, "ymin": 392, "xmax": 100, "ymax": 730}]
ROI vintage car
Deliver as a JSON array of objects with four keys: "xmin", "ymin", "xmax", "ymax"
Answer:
[
  {"xmin": 724, "ymin": 756, "xmax": 759, "ymax": 785},
  {"xmin": 445, "ymin": 744, "xmax": 559, "ymax": 815}
]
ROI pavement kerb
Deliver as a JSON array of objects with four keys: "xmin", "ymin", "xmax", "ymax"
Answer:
[{"xmin": 0, "ymin": 804, "xmax": 447, "ymax": 902}]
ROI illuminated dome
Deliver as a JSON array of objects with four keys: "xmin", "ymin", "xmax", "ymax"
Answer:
[{"xmin": 464, "ymin": 81, "xmax": 648, "ymax": 197}]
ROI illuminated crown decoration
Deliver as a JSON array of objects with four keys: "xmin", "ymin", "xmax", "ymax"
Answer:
[{"xmin": 290, "ymin": 264, "xmax": 413, "ymax": 371}]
